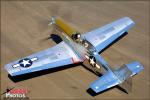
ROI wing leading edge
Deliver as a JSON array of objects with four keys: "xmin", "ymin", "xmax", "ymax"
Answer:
[
  {"xmin": 5, "ymin": 41, "xmax": 82, "ymax": 76},
  {"xmin": 82, "ymin": 17, "xmax": 135, "ymax": 52}
]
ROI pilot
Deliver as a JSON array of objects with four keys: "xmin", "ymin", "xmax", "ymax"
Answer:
[{"xmin": 72, "ymin": 32, "xmax": 81, "ymax": 41}]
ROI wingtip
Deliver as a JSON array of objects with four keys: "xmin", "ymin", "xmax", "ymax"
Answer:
[{"xmin": 4, "ymin": 64, "xmax": 13, "ymax": 76}]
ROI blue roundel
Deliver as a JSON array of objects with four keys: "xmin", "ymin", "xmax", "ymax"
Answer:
[{"xmin": 19, "ymin": 58, "xmax": 33, "ymax": 68}]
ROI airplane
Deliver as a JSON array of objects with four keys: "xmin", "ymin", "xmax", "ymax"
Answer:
[{"xmin": 5, "ymin": 16, "xmax": 144, "ymax": 94}]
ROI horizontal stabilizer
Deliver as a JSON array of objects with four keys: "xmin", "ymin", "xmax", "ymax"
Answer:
[
  {"xmin": 90, "ymin": 71, "xmax": 120, "ymax": 93},
  {"xmin": 90, "ymin": 61, "xmax": 144, "ymax": 93},
  {"xmin": 125, "ymin": 61, "xmax": 144, "ymax": 76}
]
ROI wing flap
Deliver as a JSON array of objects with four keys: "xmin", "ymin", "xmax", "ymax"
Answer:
[
  {"xmin": 83, "ymin": 17, "xmax": 135, "ymax": 52},
  {"xmin": 5, "ymin": 41, "xmax": 81, "ymax": 76}
]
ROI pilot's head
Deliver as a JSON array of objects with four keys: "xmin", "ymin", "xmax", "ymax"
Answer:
[
  {"xmin": 77, "ymin": 33, "xmax": 81, "ymax": 38},
  {"xmin": 72, "ymin": 33, "xmax": 81, "ymax": 40}
]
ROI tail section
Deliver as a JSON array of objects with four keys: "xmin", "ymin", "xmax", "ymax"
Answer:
[
  {"xmin": 90, "ymin": 61, "xmax": 144, "ymax": 93},
  {"xmin": 114, "ymin": 61, "xmax": 144, "ymax": 93}
]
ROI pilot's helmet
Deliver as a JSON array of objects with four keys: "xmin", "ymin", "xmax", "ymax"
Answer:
[
  {"xmin": 75, "ymin": 33, "xmax": 81, "ymax": 39},
  {"xmin": 72, "ymin": 33, "xmax": 81, "ymax": 40},
  {"xmin": 77, "ymin": 33, "xmax": 81, "ymax": 38}
]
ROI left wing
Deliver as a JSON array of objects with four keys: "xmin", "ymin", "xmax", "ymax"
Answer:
[
  {"xmin": 5, "ymin": 41, "xmax": 82, "ymax": 76},
  {"xmin": 82, "ymin": 17, "xmax": 135, "ymax": 52}
]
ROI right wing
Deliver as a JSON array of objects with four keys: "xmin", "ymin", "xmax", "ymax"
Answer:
[
  {"xmin": 82, "ymin": 17, "xmax": 135, "ymax": 52},
  {"xmin": 5, "ymin": 41, "xmax": 82, "ymax": 76}
]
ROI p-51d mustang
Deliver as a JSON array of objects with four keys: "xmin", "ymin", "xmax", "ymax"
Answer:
[{"xmin": 5, "ymin": 17, "xmax": 144, "ymax": 94}]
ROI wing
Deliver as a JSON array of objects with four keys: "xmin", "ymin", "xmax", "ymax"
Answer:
[
  {"xmin": 90, "ymin": 71, "xmax": 120, "ymax": 93},
  {"xmin": 82, "ymin": 17, "xmax": 135, "ymax": 52},
  {"xmin": 5, "ymin": 41, "xmax": 82, "ymax": 76}
]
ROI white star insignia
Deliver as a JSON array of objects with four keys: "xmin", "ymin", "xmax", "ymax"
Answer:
[{"xmin": 21, "ymin": 59, "xmax": 31, "ymax": 67}]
